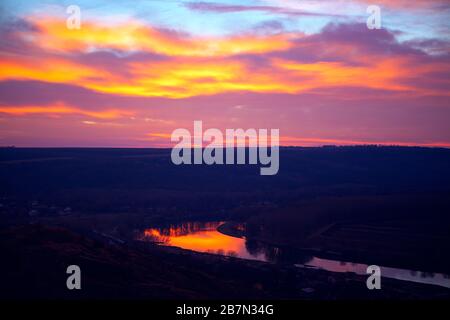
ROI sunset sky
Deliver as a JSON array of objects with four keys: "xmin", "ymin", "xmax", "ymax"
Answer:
[{"xmin": 0, "ymin": 0, "xmax": 449, "ymax": 147}]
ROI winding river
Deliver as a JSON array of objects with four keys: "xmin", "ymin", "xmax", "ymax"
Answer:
[{"xmin": 138, "ymin": 221, "xmax": 450, "ymax": 289}]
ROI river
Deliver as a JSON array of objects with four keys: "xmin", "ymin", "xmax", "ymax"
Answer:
[{"xmin": 138, "ymin": 221, "xmax": 450, "ymax": 289}]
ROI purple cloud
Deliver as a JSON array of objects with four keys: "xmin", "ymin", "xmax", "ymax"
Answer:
[{"xmin": 184, "ymin": 2, "xmax": 347, "ymax": 18}]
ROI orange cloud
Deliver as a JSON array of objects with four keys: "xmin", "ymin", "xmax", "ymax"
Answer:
[
  {"xmin": 28, "ymin": 17, "xmax": 295, "ymax": 57},
  {"xmin": 2, "ymin": 50, "xmax": 447, "ymax": 99},
  {"xmin": 118, "ymin": 58, "xmax": 302, "ymax": 97},
  {"xmin": 0, "ymin": 56, "xmax": 102, "ymax": 83},
  {"xmin": 274, "ymin": 56, "xmax": 450, "ymax": 96},
  {"xmin": 0, "ymin": 103, "xmax": 132, "ymax": 119},
  {"xmin": 0, "ymin": 17, "xmax": 447, "ymax": 99},
  {"xmin": 274, "ymin": 58, "xmax": 408, "ymax": 91}
]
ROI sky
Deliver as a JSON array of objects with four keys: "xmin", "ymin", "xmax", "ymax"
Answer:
[{"xmin": 0, "ymin": 0, "xmax": 449, "ymax": 147}]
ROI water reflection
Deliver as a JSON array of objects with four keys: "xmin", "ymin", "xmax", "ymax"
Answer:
[
  {"xmin": 303, "ymin": 257, "xmax": 450, "ymax": 288},
  {"xmin": 139, "ymin": 221, "xmax": 306, "ymax": 262},
  {"xmin": 139, "ymin": 221, "xmax": 450, "ymax": 289}
]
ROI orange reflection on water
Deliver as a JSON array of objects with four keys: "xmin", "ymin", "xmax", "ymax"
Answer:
[
  {"xmin": 140, "ymin": 221, "xmax": 264, "ymax": 259},
  {"xmin": 139, "ymin": 222, "xmax": 450, "ymax": 288}
]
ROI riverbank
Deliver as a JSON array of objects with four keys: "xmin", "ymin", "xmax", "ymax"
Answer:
[
  {"xmin": 216, "ymin": 221, "xmax": 245, "ymax": 239},
  {"xmin": 2, "ymin": 224, "xmax": 449, "ymax": 299},
  {"xmin": 215, "ymin": 221, "xmax": 450, "ymax": 289}
]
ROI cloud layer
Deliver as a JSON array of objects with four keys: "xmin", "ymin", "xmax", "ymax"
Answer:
[{"xmin": 0, "ymin": 1, "xmax": 449, "ymax": 147}]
